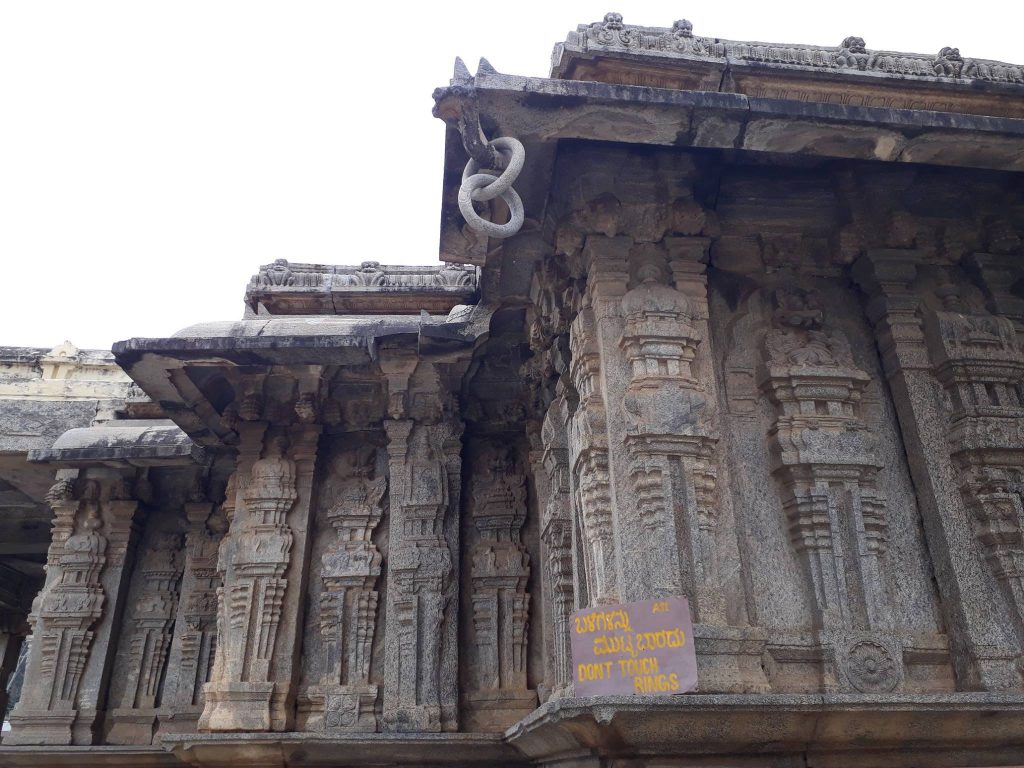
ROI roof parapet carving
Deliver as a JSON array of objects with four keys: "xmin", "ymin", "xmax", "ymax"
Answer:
[
  {"xmin": 560, "ymin": 13, "xmax": 1024, "ymax": 85},
  {"xmin": 245, "ymin": 259, "xmax": 479, "ymax": 316}
]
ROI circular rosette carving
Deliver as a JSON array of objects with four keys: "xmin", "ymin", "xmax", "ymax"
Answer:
[{"xmin": 844, "ymin": 640, "xmax": 899, "ymax": 692}]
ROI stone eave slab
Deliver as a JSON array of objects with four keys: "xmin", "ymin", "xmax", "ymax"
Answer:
[
  {"xmin": 112, "ymin": 315, "xmax": 479, "ymax": 449},
  {"xmin": 26, "ymin": 422, "xmax": 203, "ymax": 468},
  {"xmin": 434, "ymin": 68, "xmax": 1024, "ymax": 263},
  {"xmin": 466, "ymin": 69, "xmax": 1024, "ymax": 159},
  {"xmin": 505, "ymin": 693, "xmax": 1024, "ymax": 766}
]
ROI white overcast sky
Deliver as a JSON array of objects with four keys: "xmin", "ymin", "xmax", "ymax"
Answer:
[{"xmin": 1, "ymin": 2, "xmax": 1020, "ymax": 350}]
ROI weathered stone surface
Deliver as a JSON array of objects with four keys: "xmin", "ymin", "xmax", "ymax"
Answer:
[{"xmin": 3, "ymin": 15, "xmax": 1024, "ymax": 768}]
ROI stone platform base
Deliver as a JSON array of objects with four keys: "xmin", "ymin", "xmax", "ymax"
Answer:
[{"xmin": 3, "ymin": 695, "xmax": 1024, "ymax": 767}]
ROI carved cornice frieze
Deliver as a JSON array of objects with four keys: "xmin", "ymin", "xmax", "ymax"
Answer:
[
  {"xmin": 246, "ymin": 260, "xmax": 479, "ymax": 316},
  {"xmin": 563, "ymin": 14, "xmax": 1024, "ymax": 86}
]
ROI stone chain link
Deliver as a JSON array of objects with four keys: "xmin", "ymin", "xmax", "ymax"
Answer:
[{"xmin": 457, "ymin": 136, "xmax": 525, "ymax": 239}]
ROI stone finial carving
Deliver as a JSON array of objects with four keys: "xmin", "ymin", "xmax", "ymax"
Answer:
[
  {"xmin": 933, "ymin": 47, "xmax": 964, "ymax": 77},
  {"xmin": 672, "ymin": 19, "xmax": 693, "ymax": 38},
  {"xmin": 760, "ymin": 287, "xmax": 897, "ymax": 689},
  {"xmin": 382, "ymin": 420, "xmax": 461, "ymax": 733},
  {"xmin": 602, "ymin": 11, "xmax": 623, "ymax": 30},
  {"xmin": 259, "ymin": 259, "xmax": 296, "ymax": 287},
  {"xmin": 465, "ymin": 443, "xmax": 534, "ymax": 729},
  {"xmin": 301, "ymin": 449, "xmax": 386, "ymax": 732}
]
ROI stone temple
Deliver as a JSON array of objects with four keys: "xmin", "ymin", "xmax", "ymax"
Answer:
[{"xmin": 2, "ymin": 14, "xmax": 1024, "ymax": 767}]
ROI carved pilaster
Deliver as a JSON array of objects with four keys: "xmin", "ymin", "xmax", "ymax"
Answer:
[
  {"xmin": 759, "ymin": 286, "xmax": 898, "ymax": 691},
  {"xmin": 539, "ymin": 397, "xmax": 575, "ymax": 699},
  {"xmin": 201, "ymin": 416, "xmax": 322, "ymax": 732},
  {"xmin": 568, "ymin": 306, "xmax": 617, "ymax": 606},
  {"xmin": 923, "ymin": 272, "xmax": 1024, "ymax": 654},
  {"xmin": 381, "ymin": 419, "xmax": 461, "ymax": 733},
  {"xmin": 107, "ymin": 524, "xmax": 184, "ymax": 744},
  {"xmin": 854, "ymin": 251, "xmax": 1022, "ymax": 690},
  {"xmin": 7, "ymin": 472, "xmax": 141, "ymax": 746},
  {"xmin": 299, "ymin": 449, "xmax": 385, "ymax": 733},
  {"xmin": 158, "ymin": 500, "xmax": 227, "ymax": 735},
  {"xmin": 464, "ymin": 442, "xmax": 534, "ymax": 730}
]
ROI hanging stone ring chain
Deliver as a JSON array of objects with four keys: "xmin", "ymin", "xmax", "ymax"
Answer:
[{"xmin": 458, "ymin": 137, "xmax": 525, "ymax": 239}]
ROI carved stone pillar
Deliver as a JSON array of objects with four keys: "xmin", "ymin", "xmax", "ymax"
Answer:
[
  {"xmin": 539, "ymin": 397, "xmax": 575, "ymax": 699},
  {"xmin": 464, "ymin": 442, "xmax": 534, "ymax": 730},
  {"xmin": 157, "ymin": 499, "xmax": 227, "ymax": 735},
  {"xmin": 0, "ymin": 613, "xmax": 28, "ymax": 728},
  {"xmin": 922, "ymin": 270, "xmax": 1024, "ymax": 652},
  {"xmin": 200, "ymin": 420, "xmax": 322, "ymax": 732},
  {"xmin": 299, "ymin": 448, "xmax": 386, "ymax": 732},
  {"xmin": 381, "ymin": 419, "xmax": 461, "ymax": 733},
  {"xmin": 853, "ymin": 251, "xmax": 1022, "ymax": 690},
  {"xmin": 7, "ymin": 471, "xmax": 140, "ymax": 745},
  {"xmin": 568, "ymin": 305, "xmax": 617, "ymax": 606},
  {"xmin": 107, "ymin": 523, "xmax": 184, "ymax": 744}
]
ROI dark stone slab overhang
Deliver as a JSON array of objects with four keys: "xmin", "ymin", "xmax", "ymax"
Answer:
[
  {"xmin": 112, "ymin": 312, "xmax": 484, "ymax": 450},
  {"xmin": 27, "ymin": 422, "xmax": 203, "ymax": 467},
  {"xmin": 433, "ymin": 61, "xmax": 1024, "ymax": 264}
]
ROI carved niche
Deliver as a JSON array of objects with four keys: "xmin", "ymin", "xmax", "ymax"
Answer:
[
  {"xmin": 464, "ymin": 443, "xmax": 534, "ymax": 729},
  {"xmin": 924, "ymin": 279, "xmax": 1024, "ymax": 636},
  {"xmin": 759, "ymin": 287, "xmax": 899, "ymax": 691},
  {"xmin": 300, "ymin": 448, "xmax": 386, "ymax": 732}
]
